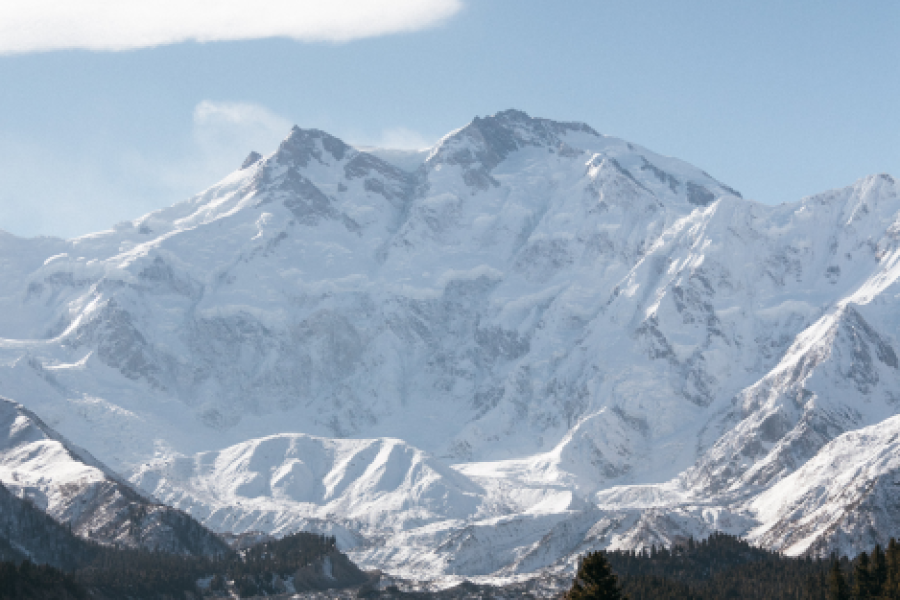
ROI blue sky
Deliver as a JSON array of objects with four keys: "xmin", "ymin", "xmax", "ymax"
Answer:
[{"xmin": 0, "ymin": 0, "xmax": 897, "ymax": 238}]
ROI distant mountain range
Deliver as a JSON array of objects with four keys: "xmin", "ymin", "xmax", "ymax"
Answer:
[{"xmin": 0, "ymin": 109, "xmax": 897, "ymax": 581}]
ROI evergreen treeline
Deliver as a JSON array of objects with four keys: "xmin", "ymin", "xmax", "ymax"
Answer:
[
  {"xmin": 565, "ymin": 533, "xmax": 900, "ymax": 600},
  {"xmin": 823, "ymin": 539, "xmax": 900, "ymax": 599},
  {"xmin": 0, "ymin": 560, "xmax": 86, "ymax": 600},
  {"xmin": 75, "ymin": 548, "xmax": 224, "ymax": 599},
  {"xmin": 0, "ymin": 531, "xmax": 339, "ymax": 598},
  {"xmin": 226, "ymin": 531, "xmax": 337, "ymax": 596},
  {"xmin": 73, "ymin": 531, "xmax": 339, "ymax": 598},
  {"xmin": 606, "ymin": 531, "xmax": 829, "ymax": 599}
]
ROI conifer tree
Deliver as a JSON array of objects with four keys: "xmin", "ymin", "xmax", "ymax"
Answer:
[
  {"xmin": 828, "ymin": 559, "xmax": 849, "ymax": 600},
  {"xmin": 854, "ymin": 551, "xmax": 874, "ymax": 599},
  {"xmin": 566, "ymin": 551, "xmax": 628, "ymax": 600},
  {"xmin": 886, "ymin": 539, "xmax": 900, "ymax": 600},
  {"xmin": 870, "ymin": 544, "xmax": 887, "ymax": 597}
]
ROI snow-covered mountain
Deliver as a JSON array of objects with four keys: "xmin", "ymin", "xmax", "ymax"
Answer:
[
  {"xmin": 0, "ymin": 397, "xmax": 227, "ymax": 554},
  {"xmin": 0, "ymin": 109, "xmax": 898, "ymax": 579},
  {"xmin": 131, "ymin": 432, "xmax": 484, "ymax": 549},
  {"xmin": 748, "ymin": 414, "xmax": 900, "ymax": 558}
]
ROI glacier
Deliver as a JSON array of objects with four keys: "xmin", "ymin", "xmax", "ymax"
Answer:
[{"xmin": 0, "ymin": 109, "xmax": 898, "ymax": 579}]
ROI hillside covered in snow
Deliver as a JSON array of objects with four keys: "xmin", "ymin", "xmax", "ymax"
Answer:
[
  {"xmin": 0, "ymin": 397, "xmax": 228, "ymax": 555},
  {"xmin": 0, "ymin": 109, "xmax": 897, "ymax": 580}
]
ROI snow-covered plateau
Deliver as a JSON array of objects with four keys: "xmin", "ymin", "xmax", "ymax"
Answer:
[{"xmin": 0, "ymin": 109, "xmax": 898, "ymax": 579}]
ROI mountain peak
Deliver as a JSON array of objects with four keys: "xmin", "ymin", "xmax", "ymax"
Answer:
[
  {"xmin": 457, "ymin": 109, "xmax": 599, "ymax": 154},
  {"xmin": 481, "ymin": 108, "xmax": 599, "ymax": 137},
  {"xmin": 424, "ymin": 109, "xmax": 599, "ymax": 189},
  {"xmin": 274, "ymin": 125, "xmax": 353, "ymax": 167}
]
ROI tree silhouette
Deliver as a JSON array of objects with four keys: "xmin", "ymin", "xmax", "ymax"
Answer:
[
  {"xmin": 854, "ymin": 551, "xmax": 875, "ymax": 598},
  {"xmin": 886, "ymin": 539, "xmax": 900, "ymax": 598},
  {"xmin": 827, "ymin": 559, "xmax": 849, "ymax": 600},
  {"xmin": 871, "ymin": 544, "xmax": 888, "ymax": 597},
  {"xmin": 566, "ymin": 550, "xmax": 628, "ymax": 600}
]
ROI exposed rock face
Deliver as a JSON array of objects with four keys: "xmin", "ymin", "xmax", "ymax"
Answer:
[{"xmin": 0, "ymin": 110, "xmax": 898, "ymax": 579}]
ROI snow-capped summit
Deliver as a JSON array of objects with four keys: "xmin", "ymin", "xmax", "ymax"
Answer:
[
  {"xmin": 0, "ymin": 110, "xmax": 897, "ymax": 579},
  {"xmin": 424, "ymin": 109, "xmax": 597, "ymax": 187}
]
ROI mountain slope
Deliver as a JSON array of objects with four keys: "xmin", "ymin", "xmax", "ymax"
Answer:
[
  {"xmin": 0, "ymin": 397, "xmax": 227, "ymax": 555},
  {"xmin": 0, "ymin": 478, "xmax": 97, "ymax": 569},
  {"xmin": 0, "ymin": 110, "xmax": 897, "ymax": 578},
  {"xmin": 748, "ymin": 413, "xmax": 900, "ymax": 557}
]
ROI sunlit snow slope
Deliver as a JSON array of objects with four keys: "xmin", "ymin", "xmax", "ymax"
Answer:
[{"xmin": 0, "ymin": 110, "xmax": 898, "ymax": 578}]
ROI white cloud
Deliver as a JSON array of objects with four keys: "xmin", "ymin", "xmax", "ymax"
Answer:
[
  {"xmin": 373, "ymin": 127, "xmax": 436, "ymax": 150},
  {"xmin": 192, "ymin": 100, "xmax": 292, "ymax": 156},
  {"xmin": 0, "ymin": 100, "xmax": 294, "ymax": 238},
  {"xmin": 347, "ymin": 126, "xmax": 438, "ymax": 152},
  {"xmin": 0, "ymin": 0, "xmax": 462, "ymax": 54},
  {"xmin": 119, "ymin": 100, "xmax": 294, "ymax": 199}
]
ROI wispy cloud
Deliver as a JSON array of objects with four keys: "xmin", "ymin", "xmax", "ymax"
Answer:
[
  {"xmin": 370, "ymin": 127, "xmax": 436, "ymax": 150},
  {"xmin": 113, "ymin": 101, "xmax": 294, "ymax": 204},
  {"xmin": 346, "ymin": 126, "xmax": 438, "ymax": 151},
  {"xmin": 0, "ymin": 0, "xmax": 462, "ymax": 55},
  {"xmin": 0, "ymin": 100, "xmax": 294, "ymax": 238},
  {"xmin": 0, "ymin": 100, "xmax": 441, "ymax": 238},
  {"xmin": 192, "ymin": 100, "xmax": 292, "ymax": 160}
]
